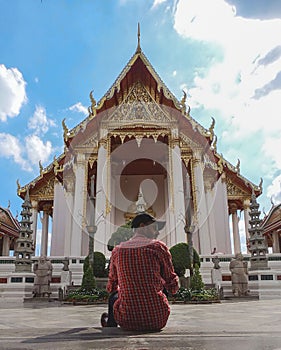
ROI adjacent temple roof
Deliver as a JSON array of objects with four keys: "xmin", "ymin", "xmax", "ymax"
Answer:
[
  {"xmin": 262, "ymin": 202, "xmax": 281, "ymax": 234},
  {"xmin": 17, "ymin": 25, "xmax": 262, "ymax": 207},
  {"xmin": 0, "ymin": 204, "xmax": 20, "ymax": 238}
]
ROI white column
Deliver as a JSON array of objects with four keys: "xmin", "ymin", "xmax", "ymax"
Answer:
[
  {"xmin": 216, "ymin": 174, "xmax": 232, "ymax": 254},
  {"xmin": 166, "ymin": 160, "xmax": 176, "ymax": 247},
  {"xmin": 31, "ymin": 200, "xmax": 38, "ymax": 254},
  {"xmin": 2, "ymin": 236, "xmax": 10, "ymax": 256},
  {"xmin": 109, "ymin": 175, "xmax": 116, "ymax": 251},
  {"xmin": 243, "ymin": 199, "xmax": 250, "ymax": 253},
  {"xmin": 94, "ymin": 142, "xmax": 108, "ymax": 254},
  {"xmin": 205, "ymin": 184, "xmax": 217, "ymax": 253},
  {"xmin": 192, "ymin": 154, "xmax": 211, "ymax": 254},
  {"xmin": 230, "ymin": 203, "xmax": 241, "ymax": 254},
  {"xmin": 41, "ymin": 204, "xmax": 51, "ymax": 256},
  {"xmin": 164, "ymin": 176, "xmax": 171, "ymax": 247},
  {"xmin": 64, "ymin": 188, "xmax": 74, "ymax": 256},
  {"xmin": 272, "ymin": 231, "xmax": 280, "ymax": 253},
  {"xmin": 71, "ymin": 152, "xmax": 87, "ymax": 256},
  {"xmin": 51, "ymin": 181, "xmax": 66, "ymax": 256},
  {"xmin": 170, "ymin": 144, "xmax": 186, "ymax": 244}
]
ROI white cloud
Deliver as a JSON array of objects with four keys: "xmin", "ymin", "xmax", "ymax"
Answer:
[
  {"xmin": 69, "ymin": 102, "xmax": 88, "ymax": 116},
  {"xmin": 173, "ymin": 0, "xmax": 281, "ymax": 209},
  {"xmin": 0, "ymin": 133, "xmax": 28, "ymax": 169},
  {"xmin": 28, "ymin": 105, "xmax": 56, "ymax": 135},
  {"xmin": 0, "ymin": 64, "xmax": 27, "ymax": 122},
  {"xmin": 152, "ymin": 0, "xmax": 167, "ymax": 9},
  {"xmin": 0, "ymin": 104, "xmax": 55, "ymax": 171},
  {"xmin": 25, "ymin": 134, "xmax": 53, "ymax": 166},
  {"xmin": 0, "ymin": 132, "xmax": 54, "ymax": 171},
  {"xmin": 267, "ymin": 174, "xmax": 281, "ymax": 204},
  {"xmin": 173, "ymin": 0, "xmax": 281, "ymax": 134}
]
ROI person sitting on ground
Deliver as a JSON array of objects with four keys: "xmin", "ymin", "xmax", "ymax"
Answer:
[{"xmin": 101, "ymin": 213, "xmax": 179, "ymax": 331}]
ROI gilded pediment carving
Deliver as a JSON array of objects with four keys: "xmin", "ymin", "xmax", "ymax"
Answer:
[
  {"xmin": 81, "ymin": 134, "xmax": 99, "ymax": 148},
  {"xmin": 103, "ymin": 82, "xmax": 175, "ymax": 125},
  {"xmin": 179, "ymin": 133, "xmax": 201, "ymax": 151},
  {"xmin": 31, "ymin": 177, "xmax": 55, "ymax": 201},
  {"xmin": 226, "ymin": 177, "xmax": 248, "ymax": 199}
]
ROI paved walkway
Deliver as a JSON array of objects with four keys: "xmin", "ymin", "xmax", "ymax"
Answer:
[{"xmin": 0, "ymin": 298, "xmax": 281, "ymax": 349}]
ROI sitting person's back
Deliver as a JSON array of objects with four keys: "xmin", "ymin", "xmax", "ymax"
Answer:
[{"xmin": 103, "ymin": 213, "xmax": 179, "ymax": 331}]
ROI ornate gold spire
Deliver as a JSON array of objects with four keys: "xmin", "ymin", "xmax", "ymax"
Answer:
[{"xmin": 136, "ymin": 22, "xmax": 141, "ymax": 53}]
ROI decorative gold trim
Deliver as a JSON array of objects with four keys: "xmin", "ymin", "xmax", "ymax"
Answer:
[
  {"xmin": 88, "ymin": 90, "xmax": 97, "ymax": 119},
  {"xmin": 88, "ymin": 155, "xmax": 97, "ymax": 169},
  {"xmin": 226, "ymin": 176, "xmax": 249, "ymax": 200},
  {"xmin": 235, "ymin": 158, "xmax": 240, "ymax": 174}
]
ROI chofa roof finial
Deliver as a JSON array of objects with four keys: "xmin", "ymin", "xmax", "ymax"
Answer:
[{"xmin": 136, "ymin": 22, "xmax": 141, "ymax": 53}]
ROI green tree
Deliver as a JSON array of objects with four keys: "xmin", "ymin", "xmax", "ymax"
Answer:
[
  {"xmin": 93, "ymin": 251, "xmax": 107, "ymax": 277},
  {"xmin": 170, "ymin": 242, "xmax": 200, "ymax": 277},
  {"xmin": 107, "ymin": 221, "xmax": 133, "ymax": 251},
  {"xmin": 81, "ymin": 255, "xmax": 96, "ymax": 292},
  {"xmin": 190, "ymin": 264, "xmax": 205, "ymax": 291}
]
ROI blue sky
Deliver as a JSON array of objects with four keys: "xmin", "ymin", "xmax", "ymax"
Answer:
[{"xmin": 0, "ymin": 0, "xmax": 281, "ymax": 225}]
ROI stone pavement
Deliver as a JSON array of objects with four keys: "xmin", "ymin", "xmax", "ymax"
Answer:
[{"xmin": 0, "ymin": 299, "xmax": 281, "ymax": 350}]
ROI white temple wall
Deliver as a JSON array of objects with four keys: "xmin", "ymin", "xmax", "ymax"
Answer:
[
  {"xmin": 212, "ymin": 176, "xmax": 232, "ymax": 254},
  {"xmin": 51, "ymin": 181, "xmax": 66, "ymax": 256}
]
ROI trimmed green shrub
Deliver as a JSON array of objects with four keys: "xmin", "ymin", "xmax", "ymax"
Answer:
[
  {"xmin": 107, "ymin": 221, "xmax": 133, "ymax": 251},
  {"xmin": 93, "ymin": 251, "xmax": 107, "ymax": 277},
  {"xmin": 190, "ymin": 264, "xmax": 205, "ymax": 291},
  {"xmin": 66, "ymin": 288, "xmax": 109, "ymax": 302},
  {"xmin": 170, "ymin": 242, "xmax": 200, "ymax": 277},
  {"xmin": 172, "ymin": 287, "xmax": 219, "ymax": 302},
  {"xmin": 81, "ymin": 255, "xmax": 96, "ymax": 292}
]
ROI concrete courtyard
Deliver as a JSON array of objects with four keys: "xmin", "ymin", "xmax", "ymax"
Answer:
[{"xmin": 0, "ymin": 298, "xmax": 281, "ymax": 350}]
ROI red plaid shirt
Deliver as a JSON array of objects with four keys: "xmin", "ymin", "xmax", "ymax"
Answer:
[{"xmin": 107, "ymin": 233, "xmax": 179, "ymax": 330}]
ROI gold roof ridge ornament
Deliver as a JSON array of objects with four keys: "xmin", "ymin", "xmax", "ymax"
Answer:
[
  {"xmin": 208, "ymin": 117, "xmax": 215, "ymax": 142},
  {"xmin": 62, "ymin": 118, "xmax": 69, "ymax": 141},
  {"xmin": 39, "ymin": 160, "xmax": 43, "ymax": 175},
  {"xmin": 136, "ymin": 22, "xmax": 141, "ymax": 54},
  {"xmin": 180, "ymin": 90, "xmax": 187, "ymax": 113},
  {"xmin": 259, "ymin": 177, "xmax": 263, "ymax": 191},
  {"xmin": 235, "ymin": 158, "xmax": 240, "ymax": 174},
  {"xmin": 88, "ymin": 90, "xmax": 97, "ymax": 119}
]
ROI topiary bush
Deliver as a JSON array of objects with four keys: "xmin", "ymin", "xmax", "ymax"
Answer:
[
  {"xmin": 107, "ymin": 221, "xmax": 133, "ymax": 251},
  {"xmin": 81, "ymin": 255, "xmax": 96, "ymax": 292},
  {"xmin": 93, "ymin": 251, "xmax": 107, "ymax": 277},
  {"xmin": 170, "ymin": 242, "xmax": 200, "ymax": 277},
  {"xmin": 190, "ymin": 264, "xmax": 205, "ymax": 292}
]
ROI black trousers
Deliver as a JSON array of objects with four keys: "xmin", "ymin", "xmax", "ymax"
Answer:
[
  {"xmin": 107, "ymin": 291, "xmax": 118, "ymax": 327},
  {"xmin": 106, "ymin": 288, "xmax": 169, "ymax": 327}
]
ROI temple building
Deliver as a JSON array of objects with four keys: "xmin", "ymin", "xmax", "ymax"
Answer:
[
  {"xmin": 0, "ymin": 204, "xmax": 20, "ymax": 256},
  {"xmin": 262, "ymin": 202, "xmax": 281, "ymax": 253},
  {"xmin": 17, "ymin": 33, "xmax": 262, "ymax": 258}
]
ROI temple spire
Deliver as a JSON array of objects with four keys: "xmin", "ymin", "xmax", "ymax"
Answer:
[
  {"xmin": 248, "ymin": 191, "xmax": 269, "ymax": 270},
  {"xmin": 136, "ymin": 22, "xmax": 141, "ymax": 53},
  {"xmin": 14, "ymin": 188, "xmax": 34, "ymax": 272}
]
